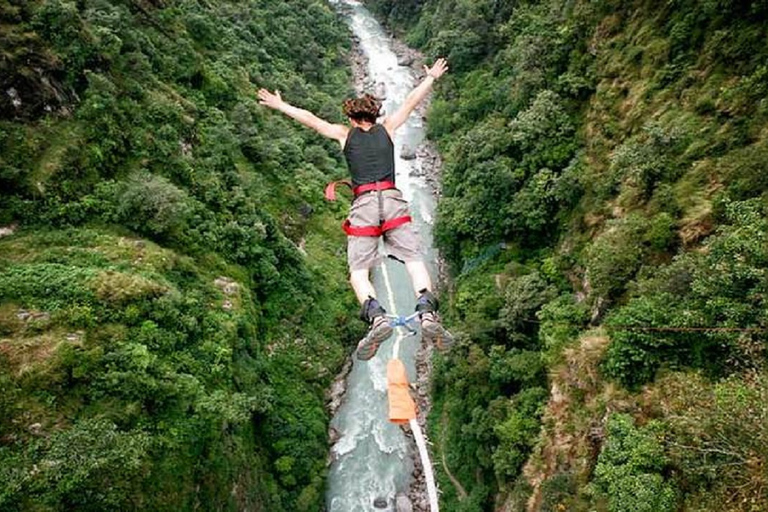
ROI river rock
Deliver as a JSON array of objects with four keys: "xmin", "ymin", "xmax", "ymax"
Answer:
[
  {"xmin": 326, "ymin": 358, "xmax": 352, "ymax": 416},
  {"xmin": 329, "ymin": 427, "xmax": 341, "ymax": 445},
  {"xmin": 374, "ymin": 82, "xmax": 387, "ymax": 100},
  {"xmin": 396, "ymin": 494, "xmax": 413, "ymax": 512},
  {"xmin": 373, "ymin": 496, "xmax": 388, "ymax": 508},
  {"xmin": 0, "ymin": 223, "xmax": 17, "ymax": 237},
  {"xmin": 400, "ymin": 145, "xmax": 417, "ymax": 160},
  {"xmin": 397, "ymin": 55, "xmax": 414, "ymax": 67}
]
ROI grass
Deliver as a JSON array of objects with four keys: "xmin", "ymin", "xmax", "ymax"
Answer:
[
  {"xmin": 0, "ymin": 328, "xmax": 78, "ymax": 378},
  {"xmin": 30, "ymin": 121, "xmax": 84, "ymax": 194}
]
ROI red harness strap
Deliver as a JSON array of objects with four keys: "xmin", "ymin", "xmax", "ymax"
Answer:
[
  {"xmin": 324, "ymin": 180, "xmax": 352, "ymax": 201},
  {"xmin": 353, "ymin": 180, "xmax": 397, "ymax": 196},
  {"xmin": 324, "ymin": 180, "xmax": 411, "ymax": 237},
  {"xmin": 342, "ymin": 214, "xmax": 412, "ymax": 237},
  {"xmin": 324, "ymin": 180, "xmax": 398, "ymax": 201}
]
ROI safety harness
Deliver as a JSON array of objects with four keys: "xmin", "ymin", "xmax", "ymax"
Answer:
[{"xmin": 324, "ymin": 180, "xmax": 412, "ymax": 237}]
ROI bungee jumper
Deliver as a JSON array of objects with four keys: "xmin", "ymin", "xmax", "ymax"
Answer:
[{"xmin": 258, "ymin": 58, "xmax": 454, "ymax": 361}]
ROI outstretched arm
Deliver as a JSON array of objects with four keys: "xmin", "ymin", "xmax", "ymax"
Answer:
[
  {"xmin": 383, "ymin": 58, "xmax": 448, "ymax": 136},
  {"xmin": 258, "ymin": 89, "xmax": 348, "ymax": 145}
]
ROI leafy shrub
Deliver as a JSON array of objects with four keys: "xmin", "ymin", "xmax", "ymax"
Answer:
[
  {"xmin": 608, "ymin": 122, "xmax": 686, "ymax": 201},
  {"xmin": 592, "ymin": 414, "xmax": 677, "ymax": 512},
  {"xmin": 115, "ymin": 172, "xmax": 192, "ymax": 239},
  {"xmin": 583, "ymin": 214, "xmax": 646, "ymax": 300},
  {"xmin": 499, "ymin": 271, "xmax": 557, "ymax": 333},
  {"xmin": 540, "ymin": 472, "xmax": 577, "ymax": 512},
  {"xmin": 644, "ymin": 212, "xmax": 677, "ymax": 251},
  {"xmin": 602, "ymin": 294, "xmax": 688, "ymax": 388},
  {"xmin": 538, "ymin": 294, "xmax": 590, "ymax": 364},
  {"xmin": 492, "ymin": 386, "xmax": 547, "ymax": 479},
  {"xmin": 489, "ymin": 346, "xmax": 544, "ymax": 386}
]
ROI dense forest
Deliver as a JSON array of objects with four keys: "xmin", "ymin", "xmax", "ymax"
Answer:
[
  {"xmin": 0, "ymin": 0, "xmax": 360, "ymax": 510},
  {"xmin": 367, "ymin": 0, "xmax": 768, "ymax": 511},
  {"xmin": 3, "ymin": 0, "xmax": 768, "ymax": 511}
]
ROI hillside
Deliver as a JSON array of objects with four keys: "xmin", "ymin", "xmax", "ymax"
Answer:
[
  {"xmin": 367, "ymin": 0, "xmax": 768, "ymax": 510},
  {"xmin": 0, "ymin": 1, "xmax": 360, "ymax": 510}
]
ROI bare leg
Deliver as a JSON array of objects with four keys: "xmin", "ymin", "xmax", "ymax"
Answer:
[
  {"xmin": 405, "ymin": 261, "xmax": 432, "ymax": 296},
  {"xmin": 350, "ymin": 268, "xmax": 377, "ymax": 304}
]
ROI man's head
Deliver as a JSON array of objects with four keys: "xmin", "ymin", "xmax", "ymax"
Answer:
[{"xmin": 342, "ymin": 94, "xmax": 382, "ymax": 124}]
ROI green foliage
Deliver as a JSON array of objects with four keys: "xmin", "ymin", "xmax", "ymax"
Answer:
[
  {"xmin": 538, "ymin": 294, "xmax": 590, "ymax": 364},
  {"xmin": 492, "ymin": 387, "xmax": 548, "ymax": 479},
  {"xmin": 0, "ymin": 226, "xmax": 354, "ymax": 510},
  {"xmin": 539, "ymin": 472, "xmax": 578, "ymax": 512},
  {"xmin": 659, "ymin": 372, "xmax": 768, "ymax": 511},
  {"xmin": 397, "ymin": 0, "xmax": 768, "ymax": 509},
  {"xmin": 607, "ymin": 122, "xmax": 689, "ymax": 202},
  {"xmin": 499, "ymin": 271, "xmax": 557, "ymax": 333},
  {"xmin": 583, "ymin": 214, "xmax": 646, "ymax": 301},
  {"xmin": 1, "ymin": 419, "xmax": 151, "ymax": 511},
  {"xmin": 435, "ymin": 90, "xmax": 580, "ymax": 266},
  {"xmin": 592, "ymin": 414, "xmax": 676, "ymax": 512},
  {"xmin": 429, "ymin": 263, "xmax": 556, "ymax": 506},
  {"xmin": 115, "ymin": 172, "xmax": 192, "ymax": 239},
  {"xmin": 603, "ymin": 198, "xmax": 768, "ymax": 388},
  {"xmin": 0, "ymin": 0, "xmax": 357, "ymax": 508}
]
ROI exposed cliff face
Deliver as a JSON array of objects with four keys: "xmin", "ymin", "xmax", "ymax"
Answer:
[
  {"xmin": 1, "ymin": 3, "xmax": 72, "ymax": 120},
  {"xmin": 365, "ymin": 0, "xmax": 768, "ymax": 510}
]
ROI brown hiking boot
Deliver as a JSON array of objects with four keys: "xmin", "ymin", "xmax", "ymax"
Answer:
[
  {"xmin": 420, "ymin": 312, "xmax": 454, "ymax": 351},
  {"xmin": 356, "ymin": 315, "xmax": 393, "ymax": 361}
]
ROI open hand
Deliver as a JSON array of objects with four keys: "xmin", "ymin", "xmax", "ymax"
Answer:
[
  {"xmin": 258, "ymin": 88, "xmax": 283, "ymax": 109},
  {"xmin": 424, "ymin": 58, "xmax": 448, "ymax": 80}
]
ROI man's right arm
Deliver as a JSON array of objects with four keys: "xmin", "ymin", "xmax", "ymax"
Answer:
[{"xmin": 258, "ymin": 89, "xmax": 348, "ymax": 146}]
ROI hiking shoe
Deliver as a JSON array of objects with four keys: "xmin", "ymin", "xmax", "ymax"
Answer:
[
  {"xmin": 356, "ymin": 315, "xmax": 393, "ymax": 361},
  {"xmin": 420, "ymin": 312, "xmax": 454, "ymax": 351}
]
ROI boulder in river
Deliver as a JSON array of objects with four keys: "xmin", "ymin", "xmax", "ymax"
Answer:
[
  {"xmin": 400, "ymin": 145, "xmax": 417, "ymax": 160},
  {"xmin": 396, "ymin": 494, "xmax": 413, "ymax": 512},
  {"xmin": 375, "ymin": 82, "xmax": 387, "ymax": 100},
  {"xmin": 373, "ymin": 496, "xmax": 389, "ymax": 508},
  {"xmin": 397, "ymin": 55, "xmax": 414, "ymax": 67}
]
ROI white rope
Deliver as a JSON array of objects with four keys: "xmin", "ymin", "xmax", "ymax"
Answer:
[
  {"xmin": 410, "ymin": 419, "xmax": 440, "ymax": 511},
  {"xmin": 382, "ymin": 261, "xmax": 439, "ymax": 511}
]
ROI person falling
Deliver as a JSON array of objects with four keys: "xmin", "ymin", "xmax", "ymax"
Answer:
[{"xmin": 258, "ymin": 58, "xmax": 453, "ymax": 360}]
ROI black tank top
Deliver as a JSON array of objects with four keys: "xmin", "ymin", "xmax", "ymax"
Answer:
[{"xmin": 343, "ymin": 124, "xmax": 396, "ymax": 187}]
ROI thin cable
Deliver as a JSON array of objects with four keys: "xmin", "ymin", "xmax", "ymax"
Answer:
[{"xmin": 517, "ymin": 317, "xmax": 768, "ymax": 333}]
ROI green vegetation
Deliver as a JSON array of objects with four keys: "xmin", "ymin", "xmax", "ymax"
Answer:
[
  {"xmin": 5, "ymin": 0, "xmax": 768, "ymax": 509},
  {"xmin": 368, "ymin": 0, "xmax": 768, "ymax": 510},
  {"xmin": 591, "ymin": 414, "xmax": 676, "ymax": 512},
  {"xmin": 1, "ymin": 0, "xmax": 359, "ymax": 510}
]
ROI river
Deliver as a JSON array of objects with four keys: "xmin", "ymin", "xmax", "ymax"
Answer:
[{"xmin": 325, "ymin": 1, "xmax": 439, "ymax": 511}]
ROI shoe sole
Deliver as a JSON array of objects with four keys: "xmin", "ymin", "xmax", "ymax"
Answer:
[
  {"xmin": 356, "ymin": 324, "xmax": 394, "ymax": 361},
  {"xmin": 422, "ymin": 323, "xmax": 454, "ymax": 351}
]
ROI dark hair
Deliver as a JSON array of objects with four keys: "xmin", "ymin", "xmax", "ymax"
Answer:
[{"xmin": 342, "ymin": 94, "xmax": 382, "ymax": 123}]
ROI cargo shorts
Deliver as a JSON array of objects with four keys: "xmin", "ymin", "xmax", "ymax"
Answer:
[{"xmin": 347, "ymin": 189, "xmax": 423, "ymax": 270}]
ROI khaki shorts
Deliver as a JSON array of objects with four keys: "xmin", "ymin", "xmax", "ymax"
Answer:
[{"xmin": 347, "ymin": 189, "xmax": 423, "ymax": 270}]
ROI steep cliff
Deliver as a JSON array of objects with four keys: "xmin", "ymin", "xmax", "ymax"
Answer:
[
  {"xmin": 0, "ymin": 1, "xmax": 359, "ymax": 510},
  {"xmin": 367, "ymin": 0, "xmax": 768, "ymax": 510}
]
